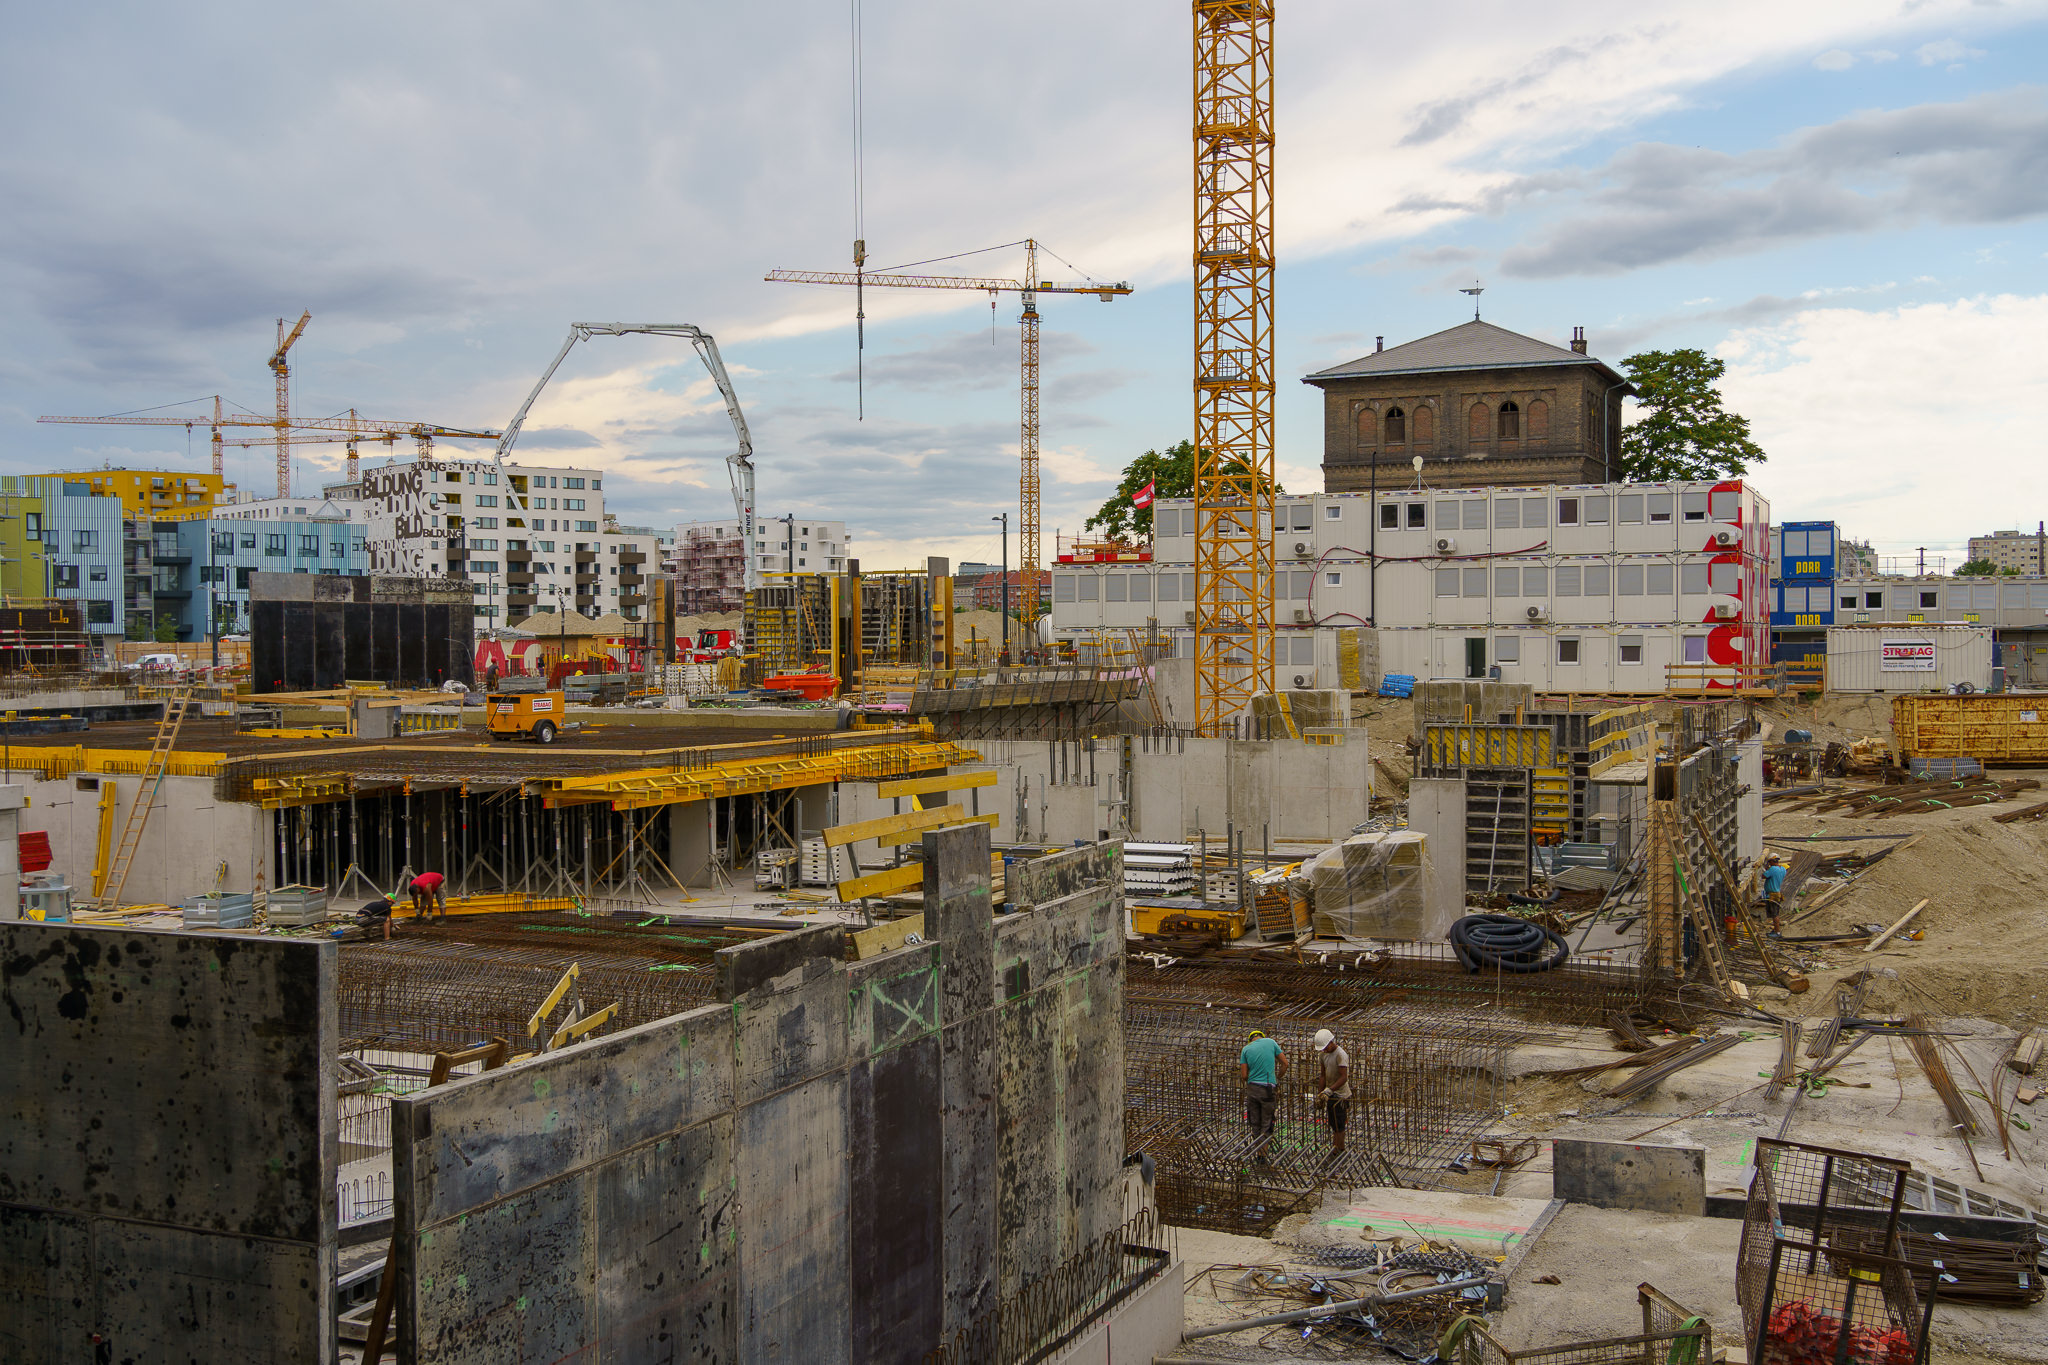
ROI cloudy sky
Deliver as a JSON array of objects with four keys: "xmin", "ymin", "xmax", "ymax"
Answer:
[{"xmin": 3, "ymin": 1, "xmax": 2044, "ymax": 575}]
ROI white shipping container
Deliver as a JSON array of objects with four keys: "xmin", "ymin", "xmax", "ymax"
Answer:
[{"xmin": 1822, "ymin": 625, "xmax": 1993, "ymax": 694}]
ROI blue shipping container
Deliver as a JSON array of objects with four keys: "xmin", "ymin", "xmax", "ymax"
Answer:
[
  {"xmin": 1777, "ymin": 521, "xmax": 1837, "ymax": 582},
  {"xmin": 1770, "ymin": 580, "xmax": 1836, "ymax": 628}
]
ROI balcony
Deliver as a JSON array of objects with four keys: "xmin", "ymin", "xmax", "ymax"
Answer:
[
  {"xmin": 506, "ymin": 571, "xmax": 535, "ymax": 585},
  {"xmin": 619, "ymin": 571, "xmax": 644, "ymax": 587},
  {"xmin": 575, "ymin": 546, "xmax": 597, "ymax": 562},
  {"xmin": 620, "ymin": 592, "xmax": 647, "ymax": 608},
  {"xmin": 508, "ymin": 591, "xmax": 538, "ymax": 608},
  {"xmin": 618, "ymin": 550, "xmax": 646, "ymax": 565},
  {"xmin": 576, "ymin": 571, "xmax": 600, "ymax": 585}
]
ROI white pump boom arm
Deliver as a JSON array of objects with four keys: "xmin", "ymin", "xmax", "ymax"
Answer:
[{"xmin": 496, "ymin": 322, "xmax": 758, "ymax": 592}]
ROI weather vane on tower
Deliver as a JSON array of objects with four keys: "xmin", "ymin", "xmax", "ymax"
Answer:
[{"xmin": 1459, "ymin": 283, "xmax": 1484, "ymax": 321}]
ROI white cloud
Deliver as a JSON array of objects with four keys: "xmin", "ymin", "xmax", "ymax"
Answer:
[
  {"xmin": 1814, "ymin": 49, "xmax": 1856, "ymax": 69},
  {"xmin": 1716, "ymin": 294, "xmax": 2048, "ymax": 555},
  {"xmin": 1917, "ymin": 37, "xmax": 1989, "ymax": 64}
]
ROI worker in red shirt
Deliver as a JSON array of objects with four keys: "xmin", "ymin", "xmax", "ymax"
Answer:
[{"xmin": 409, "ymin": 871, "xmax": 448, "ymax": 921}]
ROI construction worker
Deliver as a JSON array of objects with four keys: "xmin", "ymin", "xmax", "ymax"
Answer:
[
  {"xmin": 1312, "ymin": 1028, "xmax": 1351, "ymax": 1159},
  {"xmin": 1760, "ymin": 854, "xmax": 1788, "ymax": 936},
  {"xmin": 1238, "ymin": 1028, "xmax": 1288, "ymax": 1157},
  {"xmin": 409, "ymin": 870, "xmax": 448, "ymax": 921}
]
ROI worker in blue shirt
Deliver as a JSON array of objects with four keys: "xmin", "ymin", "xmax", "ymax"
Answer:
[
  {"xmin": 1761, "ymin": 853, "xmax": 1788, "ymax": 935},
  {"xmin": 1238, "ymin": 1029, "xmax": 1288, "ymax": 1157}
]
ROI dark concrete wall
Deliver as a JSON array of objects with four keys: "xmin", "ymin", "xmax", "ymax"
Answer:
[
  {"xmin": 390, "ymin": 826, "xmax": 1125, "ymax": 1365},
  {"xmin": 0, "ymin": 924, "xmax": 337, "ymax": 1362}
]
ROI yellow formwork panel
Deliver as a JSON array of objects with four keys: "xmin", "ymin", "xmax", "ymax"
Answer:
[
  {"xmin": 1422, "ymin": 724, "xmax": 1555, "ymax": 771},
  {"xmin": 1893, "ymin": 694, "xmax": 2048, "ymax": 764}
]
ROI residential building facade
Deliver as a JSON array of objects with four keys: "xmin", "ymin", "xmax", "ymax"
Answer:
[
  {"xmin": 1303, "ymin": 321, "xmax": 1632, "ymax": 495},
  {"xmin": 1967, "ymin": 526, "xmax": 2048, "ymax": 574},
  {"xmin": 0, "ymin": 478, "xmax": 48, "ymax": 601}
]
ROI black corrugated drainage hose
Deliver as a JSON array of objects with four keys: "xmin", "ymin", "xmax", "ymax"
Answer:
[{"xmin": 1449, "ymin": 914, "xmax": 1569, "ymax": 974}]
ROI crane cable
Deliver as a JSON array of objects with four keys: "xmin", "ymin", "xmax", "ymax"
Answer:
[{"xmin": 850, "ymin": 0, "xmax": 866, "ymax": 418}]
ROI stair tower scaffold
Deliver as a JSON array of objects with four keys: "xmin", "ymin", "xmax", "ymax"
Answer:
[
  {"xmin": 765, "ymin": 242, "xmax": 1131, "ymax": 625},
  {"xmin": 1192, "ymin": 0, "xmax": 1276, "ymax": 735}
]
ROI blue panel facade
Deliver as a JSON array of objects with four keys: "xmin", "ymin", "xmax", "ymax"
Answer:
[
  {"xmin": 174, "ymin": 517, "xmax": 368, "ymax": 639},
  {"xmin": 1776, "ymin": 521, "xmax": 1837, "ymax": 582},
  {"xmin": 1771, "ymin": 580, "xmax": 1836, "ymax": 628}
]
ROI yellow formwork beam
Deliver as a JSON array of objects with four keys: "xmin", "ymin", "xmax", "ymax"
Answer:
[
  {"xmin": 874, "ymin": 770, "xmax": 996, "ymax": 799},
  {"xmin": 546, "ymin": 738, "xmax": 983, "ymax": 811},
  {"xmin": 837, "ymin": 863, "xmax": 926, "ymax": 901},
  {"xmin": 876, "ymin": 813, "xmax": 998, "ymax": 848},
  {"xmin": 823, "ymin": 804, "xmax": 965, "ymax": 849}
]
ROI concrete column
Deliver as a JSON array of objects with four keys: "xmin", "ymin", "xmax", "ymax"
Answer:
[
  {"xmin": 0, "ymin": 784, "xmax": 22, "ymax": 920},
  {"xmin": 669, "ymin": 799, "xmax": 713, "ymax": 887}
]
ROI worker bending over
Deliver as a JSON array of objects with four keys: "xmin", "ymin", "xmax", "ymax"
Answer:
[
  {"xmin": 1313, "ymin": 1028, "xmax": 1351, "ymax": 1160},
  {"xmin": 409, "ymin": 870, "xmax": 448, "ymax": 921},
  {"xmin": 1238, "ymin": 1029, "xmax": 1288, "ymax": 1159}
]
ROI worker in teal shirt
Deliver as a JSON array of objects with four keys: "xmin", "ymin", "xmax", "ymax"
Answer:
[
  {"xmin": 1761, "ymin": 854, "xmax": 1788, "ymax": 935},
  {"xmin": 1238, "ymin": 1029, "xmax": 1288, "ymax": 1156}
]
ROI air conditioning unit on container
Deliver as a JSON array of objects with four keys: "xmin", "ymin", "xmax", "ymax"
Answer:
[
  {"xmin": 1525, "ymin": 605, "xmax": 1546, "ymax": 621},
  {"xmin": 1183, "ymin": 610, "xmax": 1196, "ymax": 624},
  {"xmin": 1292, "ymin": 540, "xmax": 1313, "ymax": 557},
  {"xmin": 1713, "ymin": 604, "xmax": 1739, "ymax": 619},
  {"xmin": 1435, "ymin": 537, "xmax": 1457, "ymax": 554},
  {"xmin": 1291, "ymin": 673, "xmax": 1311, "ymax": 688},
  {"xmin": 1293, "ymin": 609, "xmax": 1309, "ymax": 622},
  {"xmin": 1713, "ymin": 530, "xmax": 1737, "ymax": 546}
]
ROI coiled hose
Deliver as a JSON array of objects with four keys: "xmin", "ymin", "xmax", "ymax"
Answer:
[{"xmin": 1449, "ymin": 914, "xmax": 1570, "ymax": 974}]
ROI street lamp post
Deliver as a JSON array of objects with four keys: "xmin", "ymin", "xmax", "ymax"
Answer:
[{"xmin": 991, "ymin": 513, "xmax": 1009, "ymax": 665}]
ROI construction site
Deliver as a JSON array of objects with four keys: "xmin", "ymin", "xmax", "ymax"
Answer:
[{"xmin": 5, "ymin": 5, "xmax": 2047, "ymax": 1365}]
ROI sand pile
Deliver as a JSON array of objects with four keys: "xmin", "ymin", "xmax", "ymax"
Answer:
[{"xmin": 1787, "ymin": 816, "xmax": 2048, "ymax": 1029}]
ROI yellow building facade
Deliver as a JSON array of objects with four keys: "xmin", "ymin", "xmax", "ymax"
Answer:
[{"xmin": 47, "ymin": 468, "xmax": 223, "ymax": 522}]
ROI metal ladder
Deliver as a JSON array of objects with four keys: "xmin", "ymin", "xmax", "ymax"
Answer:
[{"xmin": 94, "ymin": 689, "xmax": 192, "ymax": 909}]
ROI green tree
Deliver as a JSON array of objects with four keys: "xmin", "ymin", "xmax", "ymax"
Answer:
[
  {"xmin": 1618, "ymin": 349, "xmax": 1766, "ymax": 482},
  {"xmin": 1082, "ymin": 440, "xmax": 1282, "ymax": 542},
  {"xmin": 1955, "ymin": 559, "xmax": 1999, "ymax": 577}
]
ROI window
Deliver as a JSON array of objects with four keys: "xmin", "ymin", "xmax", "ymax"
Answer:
[
  {"xmin": 265, "ymin": 534, "xmax": 287, "ymax": 556},
  {"xmin": 1527, "ymin": 399, "xmax": 1549, "ymax": 438},
  {"xmin": 1682, "ymin": 635, "xmax": 1707, "ymax": 664},
  {"xmin": 1381, "ymin": 503, "xmax": 1400, "ymax": 530},
  {"xmin": 1356, "ymin": 407, "xmax": 1376, "ymax": 446},
  {"xmin": 1324, "ymin": 571, "xmax": 1342, "ymax": 587},
  {"xmin": 563, "ymin": 477, "xmax": 585, "ymax": 489},
  {"xmin": 1617, "ymin": 494, "xmax": 1643, "ymax": 524},
  {"xmin": 89, "ymin": 564, "xmax": 108, "ymax": 581},
  {"xmin": 475, "ymin": 495, "xmax": 497, "ymax": 508},
  {"xmin": 1324, "ymin": 504, "xmax": 1341, "ymax": 520},
  {"xmin": 240, "ymin": 533, "xmax": 256, "ymax": 549},
  {"xmin": 24, "ymin": 513, "xmax": 40, "ymax": 536},
  {"xmin": 71, "ymin": 530, "xmax": 97, "ymax": 552},
  {"xmin": 1842, "ymin": 594, "xmax": 1858, "ymax": 610},
  {"xmin": 1495, "ymin": 499, "xmax": 1520, "ymax": 530},
  {"xmin": 1289, "ymin": 503, "xmax": 1311, "ymax": 531},
  {"xmin": 1406, "ymin": 502, "xmax": 1425, "ymax": 528},
  {"xmin": 1865, "ymin": 591, "xmax": 1883, "ymax": 609},
  {"xmin": 1289, "ymin": 570, "xmax": 1313, "ymax": 600},
  {"xmin": 1682, "ymin": 493, "xmax": 1709, "ymax": 522},
  {"xmin": 565, "ymin": 499, "xmax": 586, "ymax": 511},
  {"xmin": 1469, "ymin": 402, "xmax": 1491, "ymax": 441},
  {"xmin": 592, "ymin": 480, "xmax": 601, "ymax": 490},
  {"xmin": 1619, "ymin": 565, "xmax": 1645, "ymax": 596},
  {"xmin": 299, "ymin": 535, "xmax": 319, "ymax": 555},
  {"xmin": 537, "ymin": 540, "xmax": 555, "ymax": 552},
  {"xmin": 1523, "ymin": 566, "xmax": 1547, "ymax": 596},
  {"xmin": 1105, "ymin": 574, "xmax": 1127, "ymax": 602},
  {"xmin": 1647, "ymin": 564, "xmax": 1674, "ymax": 595},
  {"xmin": 484, "ymin": 472, "xmax": 497, "ymax": 486},
  {"xmin": 1434, "ymin": 569, "xmax": 1459, "ymax": 597},
  {"xmin": 1384, "ymin": 406, "xmax": 1406, "ymax": 444},
  {"xmin": 1435, "ymin": 500, "xmax": 1459, "ymax": 529},
  {"xmin": 1557, "ymin": 638, "xmax": 1580, "ymax": 665},
  {"xmin": 1495, "ymin": 566, "xmax": 1519, "ymax": 597},
  {"xmin": 52, "ymin": 565, "xmax": 79, "ymax": 588},
  {"xmin": 1557, "ymin": 498, "xmax": 1579, "ymax": 526},
  {"xmin": 1078, "ymin": 575, "xmax": 1098, "ymax": 601},
  {"xmin": 1647, "ymin": 494, "xmax": 1673, "ymax": 524},
  {"xmin": 1156, "ymin": 573, "xmax": 1180, "ymax": 603},
  {"xmin": 1494, "ymin": 636, "xmax": 1520, "ymax": 664},
  {"xmin": 1462, "ymin": 499, "xmax": 1487, "ymax": 531},
  {"xmin": 1412, "ymin": 405, "xmax": 1433, "ymax": 443},
  {"xmin": 1973, "ymin": 585, "xmax": 1996, "ymax": 609},
  {"xmin": 1462, "ymin": 567, "xmax": 1487, "ymax": 597},
  {"xmin": 1585, "ymin": 496, "xmax": 1609, "ymax": 525},
  {"xmin": 575, "ymin": 521, "xmax": 597, "ymax": 533},
  {"xmin": 1619, "ymin": 635, "xmax": 1643, "ymax": 665},
  {"xmin": 1554, "ymin": 565, "xmax": 1581, "ymax": 596},
  {"xmin": 1583, "ymin": 563, "xmax": 1609, "ymax": 596},
  {"xmin": 475, "ymin": 517, "xmax": 497, "ymax": 529},
  {"xmin": 1497, "ymin": 400, "xmax": 1520, "ymax": 440},
  {"xmin": 1680, "ymin": 563, "xmax": 1709, "ymax": 595},
  {"xmin": 1521, "ymin": 497, "xmax": 1546, "ymax": 528}
]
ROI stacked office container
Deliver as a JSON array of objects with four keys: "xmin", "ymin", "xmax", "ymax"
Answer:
[{"xmin": 1770, "ymin": 520, "xmax": 1837, "ymax": 684}]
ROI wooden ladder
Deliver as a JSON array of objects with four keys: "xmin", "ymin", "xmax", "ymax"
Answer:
[{"xmin": 94, "ymin": 690, "xmax": 193, "ymax": 909}]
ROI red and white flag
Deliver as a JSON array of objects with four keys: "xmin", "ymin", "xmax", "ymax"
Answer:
[{"xmin": 1131, "ymin": 480, "xmax": 1155, "ymax": 510}]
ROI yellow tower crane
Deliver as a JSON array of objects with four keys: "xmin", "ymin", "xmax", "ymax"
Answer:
[
  {"xmin": 38, "ymin": 409, "xmax": 500, "ymax": 489},
  {"xmin": 1191, "ymin": 0, "xmax": 1276, "ymax": 735},
  {"xmin": 766, "ymin": 241, "xmax": 1131, "ymax": 627},
  {"xmin": 268, "ymin": 311, "xmax": 312, "ymax": 498}
]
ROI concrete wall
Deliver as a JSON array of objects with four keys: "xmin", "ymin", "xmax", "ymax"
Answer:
[
  {"xmin": 390, "ymin": 828, "xmax": 1127, "ymax": 1364},
  {"xmin": 0, "ymin": 924, "xmax": 337, "ymax": 1360},
  {"xmin": 1407, "ymin": 778, "xmax": 1468, "ymax": 933},
  {"xmin": 6, "ymin": 769, "xmax": 266, "ymax": 904},
  {"xmin": 929, "ymin": 737, "xmax": 1373, "ymax": 846}
]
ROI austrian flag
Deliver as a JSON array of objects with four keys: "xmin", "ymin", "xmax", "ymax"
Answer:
[{"xmin": 1131, "ymin": 480, "xmax": 1155, "ymax": 510}]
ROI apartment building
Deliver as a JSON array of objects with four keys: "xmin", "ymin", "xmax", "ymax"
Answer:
[
  {"xmin": 1967, "ymin": 526, "xmax": 2048, "ymax": 574},
  {"xmin": 1050, "ymin": 479, "xmax": 1770, "ymax": 694}
]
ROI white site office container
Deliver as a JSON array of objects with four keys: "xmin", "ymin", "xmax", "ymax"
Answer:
[{"xmin": 1823, "ymin": 625, "xmax": 1992, "ymax": 694}]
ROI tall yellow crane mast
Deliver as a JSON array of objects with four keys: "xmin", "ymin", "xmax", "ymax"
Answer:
[
  {"xmin": 766, "ymin": 242, "xmax": 1131, "ymax": 626},
  {"xmin": 269, "ymin": 311, "xmax": 312, "ymax": 498},
  {"xmin": 1191, "ymin": 0, "xmax": 1276, "ymax": 735}
]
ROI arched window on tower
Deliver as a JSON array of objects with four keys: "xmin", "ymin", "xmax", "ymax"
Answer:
[
  {"xmin": 1412, "ymin": 405, "xmax": 1433, "ymax": 444},
  {"xmin": 1469, "ymin": 402, "xmax": 1492, "ymax": 443},
  {"xmin": 1384, "ymin": 406, "xmax": 1406, "ymax": 444},
  {"xmin": 1527, "ymin": 399, "xmax": 1549, "ymax": 439},
  {"xmin": 1498, "ymin": 400, "xmax": 1521, "ymax": 440},
  {"xmin": 1355, "ymin": 406, "xmax": 1375, "ymax": 446}
]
